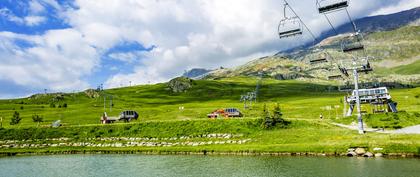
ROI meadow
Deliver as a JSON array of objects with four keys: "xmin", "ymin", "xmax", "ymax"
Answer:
[{"xmin": 0, "ymin": 77, "xmax": 419, "ymax": 155}]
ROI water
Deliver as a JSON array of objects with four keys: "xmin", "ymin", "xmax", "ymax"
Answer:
[{"xmin": 0, "ymin": 154, "xmax": 419, "ymax": 177}]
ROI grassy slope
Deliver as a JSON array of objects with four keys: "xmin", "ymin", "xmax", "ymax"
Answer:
[
  {"xmin": 0, "ymin": 77, "xmax": 419, "ymax": 154},
  {"xmin": 0, "ymin": 77, "xmax": 419, "ymax": 128}
]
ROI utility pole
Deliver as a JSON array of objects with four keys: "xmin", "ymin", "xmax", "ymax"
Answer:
[
  {"xmin": 353, "ymin": 65, "xmax": 364, "ymax": 134},
  {"xmin": 103, "ymin": 96, "xmax": 106, "ymax": 113}
]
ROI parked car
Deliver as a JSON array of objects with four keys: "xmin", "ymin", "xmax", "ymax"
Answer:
[{"xmin": 119, "ymin": 110, "xmax": 139, "ymax": 122}]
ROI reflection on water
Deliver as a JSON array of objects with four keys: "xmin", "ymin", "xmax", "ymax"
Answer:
[{"xmin": 0, "ymin": 154, "xmax": 419, "ymax": 177}]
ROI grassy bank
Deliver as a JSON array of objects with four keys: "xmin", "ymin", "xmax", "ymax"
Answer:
[{"xmin": 1, "ymin": 119, "xmax": 419, "ymax": 156}]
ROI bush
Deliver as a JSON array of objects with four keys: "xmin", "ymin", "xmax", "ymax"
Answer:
[
  {"xmin": 32, "ymin": 114, "xmax": 43, "ymax": 127},
  {"xmin": 261, "ymin": 103, "xmax": 289, "ymax": 129},
  {"xmin": 10, "ymin": 111, "xmax": 21, "ymax": 125},
  {"xmin": 63, "ymin": 103, "xmax": 67, "ymax": 108},
  {"xmin": 49, "ymin": 102, "xmax": 56, "ymax": 108}
]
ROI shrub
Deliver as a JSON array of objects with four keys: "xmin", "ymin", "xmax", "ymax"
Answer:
[
  {"xmin": 262, "ymin": 103, "xmax": 289, "ymax": 129},
  {"xmin": 10, "ymin": 111, "xmax": 21, "ymax": 125},
  {"xmin": 63, "ymin": 103, "xmax": 67, "ymax": 108},
  {"xmin": 49, "ymin": 102, "xmax": 56, "ymax": 108},
  {"xmin": 32, "ymin": 114, "xmax": 43, "ymax": 127}
]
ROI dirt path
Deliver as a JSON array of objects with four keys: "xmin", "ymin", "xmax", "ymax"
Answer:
[{"xmin": 331, "ymin": 122, "xmax": 420, "ymax": 134}]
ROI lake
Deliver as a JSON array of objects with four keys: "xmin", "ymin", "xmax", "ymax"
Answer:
[{"xmin": 0, "ymin": 154, "xmax": 419, "ymax": 177}]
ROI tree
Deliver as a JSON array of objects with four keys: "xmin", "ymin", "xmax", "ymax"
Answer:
[
  {"xmin": 62, "ymin": 103, "xmax": 67, "ymax": 108},
  {"xmin": 272, "ymin": 103, "xmax": 284, "ymax": 123},
  {"xmin": 10, "ymin": 111, "xmax": 21, "ymax": 125},
  {"xmin": 49, "ymin": 102, "xmax": 55, "ymax": 108},
  {"xmin": 32, "ymin": 114, "xmax": 43, "ymax": 127},
  {"xmin": 261, "ymin": 103, "xmax": 288, "ymax": 129}
]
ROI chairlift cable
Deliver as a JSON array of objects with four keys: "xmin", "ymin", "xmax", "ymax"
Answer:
[{"xmin": 283, "ymin": 0, "xmax": 317, "ymax": 42}]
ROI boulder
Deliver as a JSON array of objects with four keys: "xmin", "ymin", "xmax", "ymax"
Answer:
[
  {"xmin": 168, "ymin": 77, "xmax": 194, "ymax": 93},
  {"xmin": 355, "ymin": 148, "xmax": 366, "ymax": 155},
  {"xmin": 374, "ymin": 153, "xmax": 383, "ymax": 157},
  {"xmin": 363, "ymin": 152, "xmax": 374, "ymax": 157},
  {"xmin": 347, "ymin": 151, "xmax": 357, "ymax": 157},
  {"xmin": 84, "ymin": 89, "xmax": 100, "ymax": 98}
]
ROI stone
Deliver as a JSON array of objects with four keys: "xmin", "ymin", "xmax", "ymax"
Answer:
[
  {"xmin": 363, "ymin": 152, "xmax": 374, "ymax": 157},
  {"xmin": 373, "ymin": 147, "xmax": 383, "ymax": 151},
  {"xmin": 347, "ymin": 151, "xmax": 357, "ymax": 157},
  {"xmin": 355, "ymin": 148, "xmax": 366, "ymax": 155},
  {"xmin": 374, "ymin": 153, "xmax": 383, "ymax": 157}
]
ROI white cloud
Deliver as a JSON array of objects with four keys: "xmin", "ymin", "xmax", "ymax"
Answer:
[
  {"xmin": 29, "ymin": 0, "xmax": 46, "ymax": 14},
  {"xmin": 370, "ymin": 0, "xmax": 420, "ymax": 16},
  {"xmin": 108, "ymin": 51, "xmax": 143, "ymax": 63},
  {"xmin": 88, "ymin": 0, "xmax": 411, "ymax": 88},
  {"xmin": 24, "ymin": 16, "xmax": 47, "ymax": 26},
  {"xmin": 0, "ymin": 7, "xmax": 46, "ymax": 26},
  {"xmin": 1, "ymin": 0, "xmax": 417, "ymax": 96},
  {"xmin": 0, "ymin": 29, "xmax": 99, "ymax": 92}
]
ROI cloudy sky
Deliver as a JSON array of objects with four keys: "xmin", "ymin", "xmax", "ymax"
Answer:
[{"xmin": 0, "ymin": 0, "xmax": 419, "ymax": 98}]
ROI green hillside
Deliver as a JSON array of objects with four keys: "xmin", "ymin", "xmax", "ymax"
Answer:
[
  {"xmin": 1, "ymin": 77, "xmax": 420, "ymax": 155},
  {"xmin": 0, "ymin": 77, "xmax": 419, "ymax": 128}
]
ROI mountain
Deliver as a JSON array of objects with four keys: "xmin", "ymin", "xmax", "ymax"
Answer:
[
  {"xmin": 321, "ymin": 7, "xmax": 420, "ymax": 38},
  {"xmin": 204, "ymin": 25, "xmax": 420, "ymax": 85},
  {"xmin": 182, "ymin": 68, "xmax": 213, "ymax": 79},
  {"xmin": 282, "ymin": 7, "xmax": 420, "ymax": 57}
]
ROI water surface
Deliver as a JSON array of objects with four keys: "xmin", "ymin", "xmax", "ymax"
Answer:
[{"xmin": 0, "ymin": 154, "xmax": 419, "ymax": 177}]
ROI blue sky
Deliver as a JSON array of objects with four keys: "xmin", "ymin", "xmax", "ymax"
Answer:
[{"xmin": 0, "ymin": 0, "xmax": 419, "ymax": 98}]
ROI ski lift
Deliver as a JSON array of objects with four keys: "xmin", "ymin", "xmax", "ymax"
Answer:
[
  {"xmin": 341, "ymin": 32, "xmax": 364, "ymax": 53},
  {"xmin": 339, "ymin": 66, "xmax": 349, "ymax": 77},
  {"xmin": 317, "ymin": 0, "xmax": 349, "ymax": 14},
  {"xmin": 310, "ymin": 50, "xmax": 330, "ymax": 65},
  {"xmin": 357, "ymin": 61, "xmax": 373, "ymax": 74},
  {"xmin": 327, "ymin": 64, "xmax": 345, "ymax": 80},
  {"xmin": 278, "ymin": 3, "xmax": 303, "ymax": 39},
  {"xmin": 328, "ymin": 74, "xmax": 343, "ymax": 80}
]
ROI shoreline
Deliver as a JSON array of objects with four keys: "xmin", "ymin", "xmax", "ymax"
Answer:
[{"xmin": 1, "ymin": 149, "xmax": 419, "ymax": 158}]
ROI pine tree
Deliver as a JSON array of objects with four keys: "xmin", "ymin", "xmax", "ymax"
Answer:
[{"xmin": 10, "ymin": 111, "xmax": 21, "ymax": 125}]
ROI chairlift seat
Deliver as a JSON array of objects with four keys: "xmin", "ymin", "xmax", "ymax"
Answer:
[
  {"xmin": 310, "ymin": 58, "xmax": 328, "ymax": 64},
  {"xmin": 328, "ymin": 75, "xmax": 342, "ymax": 80},
  {"xmin": 279, "ymin": 29, "xmax": 302, "ymax": 38},
  {"xmin": 342, "ymin": 44, "xmax": 364, "ymax": 53},
  {"xmin": 318, "ymin": 1, "xmax": 348, "ymax": 13}
]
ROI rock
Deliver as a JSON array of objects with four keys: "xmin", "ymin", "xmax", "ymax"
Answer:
[
  {"xmin": 84, "ymin": 89, "xmax": 100, "ymax": 98},
  {"xmin": 355, "ymin": 148, "xmax": 366, "ymax": 155},
  {"xmin": 347, "ymin": 151, "xmax": 357, "ymax": 157},
  {"xmin": 363, "ymin": 152, "xmax": 374, "ymax": 157},
  {"xmin": 373, "ymin": 147, "xmax": 383, "ymax": 151},
  {"xmin": 168, "ymin": 77, "xmax": 194, "ymax": 93},
  {"xmin": 375, "ymin": 153, "xmax": 383, "ymax": 157}
]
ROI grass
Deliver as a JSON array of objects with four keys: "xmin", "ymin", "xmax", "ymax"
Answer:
[{"xmin": 0, "ymin": 77, "xmax": 419, "ymax": 155}]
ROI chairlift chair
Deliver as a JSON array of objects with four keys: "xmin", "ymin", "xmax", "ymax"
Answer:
[
  {"xmin": 317, "ymin": 0, "xmax": 349, "ymax": 14},
  {"xmin": 278, "ymin": 16, "xmax": 303, "ymax": 38},
  {"xmin": 341, "ymin": 33, "xmax": 364, "ymax": 53},
  {"xmin": 278, "ymin": 3, "xmax": 303, "ymax": 39},
  {"xmin": 357, "ymin": 61, "xmax": 373, "ymax": 74},
  {"xmin": 310, "ymin": 50, "xmax": 330, "ymax": 65}
]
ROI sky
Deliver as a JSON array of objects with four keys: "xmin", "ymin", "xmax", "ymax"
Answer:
[{"xmin": 0, "ymin": 0, "xmax": 419, "ymax": 98}]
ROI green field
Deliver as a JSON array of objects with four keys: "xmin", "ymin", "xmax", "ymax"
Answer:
[{"xmin": 0, "ymin": 77, "xmax": 419, "ymax": 155}]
